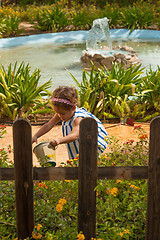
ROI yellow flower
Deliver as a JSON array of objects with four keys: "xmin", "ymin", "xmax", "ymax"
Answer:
[
  {"xmin": 32, "ymin": 232, "xmax": 42, "ymax": 239},
  {"xmin": 124, "ymin": 229, "xmax": 130, "ymax": 234},
  {"xmin": 36, "ymin": 224, "xmax": 42, "ymax": 231},
  {"xmin": 119, "ymin": 232, "xmax": 124, "ymax": 236},
  {"xmin": 58, "ymin": 198, "xmax": 66, "ymax": 205},
  {"xmin": 109, "ymin": 187, "xmax": 118, "ymax": 196},
  {"xmin": 77, "ymin": 233, "xmax": 85, "ymax": 240},
  {"xmin": 104, "ymin": 135, "xmax": 108, "ymax": 141},
  {"xmin": 130, "ymin": 184, "xmax": 140, "ymax": 191},
  {"xmin": 116, "ymin": 180, "xmax": 122, "ymax": 184},
  {"xmin": 65, "ymin": 180, "xmax": 70, "ymax": 182},
  {"xmin": 139, "ymin": 134, "xmax": 148, "ymax": 139},
  {"xmin": 56, "ymin": 203, "xmax": 63, "ymax": 212}
]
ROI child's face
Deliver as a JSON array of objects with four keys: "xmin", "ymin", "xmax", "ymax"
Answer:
[{"xmin": 53, "ymin": 105, "xmax": 76, "ymax": 121}]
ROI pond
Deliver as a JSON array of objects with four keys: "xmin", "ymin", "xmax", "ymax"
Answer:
[{"xmin": 0, "ymin": 30, "xmax": 160, "ymax": 91}]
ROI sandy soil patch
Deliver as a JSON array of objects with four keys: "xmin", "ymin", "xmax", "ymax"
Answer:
[{"xmin": 1, "ymin": 122, "xmax": 150, "ymax": 167}]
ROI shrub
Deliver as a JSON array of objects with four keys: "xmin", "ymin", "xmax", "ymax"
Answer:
[
  {"xmin": 36, "ymin": 7, "xmax": 70, "ymax": 31},
  {"xmin": 137, "ymin": 65, "xmax": 160, "ymax": 111},
  {"xmin": 0, "ymin": 14, "xmax": 21, "ymax": 37},
  {"xmin": 0, "ymin": 62, "xmax": 52, "ymax": 120},
  {"xmin": 120, "ymin": 3, "xmax": 155, "ymax": 32},
  {"xmin": 69, "ymin": 63, "xmax": 144, "ymax": 119}
]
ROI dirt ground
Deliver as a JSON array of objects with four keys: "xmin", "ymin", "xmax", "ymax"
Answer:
[{"xmin": 1, "ymin": 122, "xmax": 150, "ymax": 167}]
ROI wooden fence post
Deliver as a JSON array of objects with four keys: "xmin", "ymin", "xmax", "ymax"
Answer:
[
  {"xmin": 13, "ymin": 119, "xmax": 34, "ymax": 239},
  {"xmin": 146, "ymin": 116, "xmax": 160, "ymax": 239},
  {"xmin": 78, "ymin": 118, "xmax": 98, "ymax": 240}
]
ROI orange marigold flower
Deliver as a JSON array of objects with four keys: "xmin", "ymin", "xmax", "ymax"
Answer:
[
  {"xmin": 139, "ymin": 134, "xmax": 148, "ymax": 139},
  {"xmin": 109, "ymin": 187, "xmax": 118, "ymax": 196},
  {"xmin": 36, "ymin": 224, "xmax": 42, "ymax": 231},
  {"xmin": 130, "ymin": 184, "xmax": 140, "ymax": 191},
  {"xmin": 119, "ymin": 232, "xmax": 124, "ymax": 236},
  {"xmin": 56, "ymin": 203, "xmax": 63, "ymax": 212},
  {"xmin": 65, "ymin": 180, "xmax": 70, "ymax": 182},
  {"xmin": 32, "ymin": 232, "xmax": 42, "ymax": 239},
  {"xmin": 77, "ymin": 233, "xmax": 85, "ymax": 240},
  {"xmin": 124, "ymin": 229, "xmax": 130, "ymax": 234},
  {"xmin": 58, "ymin": 198, "xmax": 66, "ymax": 205},
  {"xmin": 116, "ymin": 179, "xmax": 122, "ymax": 184}
]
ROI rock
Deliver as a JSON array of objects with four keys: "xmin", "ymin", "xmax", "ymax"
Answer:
[
  {"xmin": 80, "ymin": 45, "xmax": 140, "ymax": 70},
  {"xmin": 101, "ymin": 58, "xmax": 113, "ymax": 69},
  {"xmin": 129, "ymin": 56, "xmax": 139, "ymax": 64},
  {"xmin": 125, "ymin": 55, "xmax": 132, "ymax": 60},
  {"xmin": 80, "ymin": 55, "xmax": 90, "ymax": 63},
  {"xmin": 93, "ymin": 53, "xmax": 105, "ymax": 59},
  {"xmin": 119, "ymin": 46, "xmax": 135, "ymax": 52}
]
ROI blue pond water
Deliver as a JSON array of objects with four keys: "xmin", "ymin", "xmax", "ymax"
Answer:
[{"xmin": 0, "ymin": 29, "xmax": 160, "ymax": 90}]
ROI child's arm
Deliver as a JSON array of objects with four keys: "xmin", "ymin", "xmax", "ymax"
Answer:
[
  {"xmin": 50, "ymin": 117, "xmax": 82, "ymax": 146},
  {"xmin": 32, "ymin": 113, "xmax": 61, "ymax": 144}
]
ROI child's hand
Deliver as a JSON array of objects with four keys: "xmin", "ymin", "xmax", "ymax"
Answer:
[
  {"xmin": 50, "ymin": 139, "xmax": 60, "ymax": 147},
  {"xmin": 32, "ymin": 136, "xmax": 38, "ymax": 144}
]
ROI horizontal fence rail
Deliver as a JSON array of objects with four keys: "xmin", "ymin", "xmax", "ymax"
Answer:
[
  {"xmin": 0, "ymin": 116, "xmax": 160, "ymax": 240},
  {"xmin": 0, "ymin": 166, "xmax": 148, "ymax": 181}
]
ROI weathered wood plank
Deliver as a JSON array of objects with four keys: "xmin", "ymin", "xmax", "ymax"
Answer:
[
  {"xmin": 33, "ymin": 167, "xmax": 78, "ymax": 180},
  {"xmin": 98, "ymin": 166, "xmax": 148, "ymax": 180},
  {"xmin": 0, "ymin": 168, "xmax": 14, "ymax": 180},
  {"xmin": 13, "ymin": 119, "xmax": 34, "ymax": 239},
  {"xmin": 0, "ymin": 166, "xmax": 148, "ymax": 180},
  {"xmin": 78, "ymin": 118, "xmax": 98, "ymax": 240},
  {"xmin": 146, "ymin": 116, "xmax": 160, "ymax": 240}
]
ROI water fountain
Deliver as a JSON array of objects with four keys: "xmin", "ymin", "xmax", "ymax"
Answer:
[{"xmin": 81, "ymin": 17, "xmax": 139, "ymax": 69}]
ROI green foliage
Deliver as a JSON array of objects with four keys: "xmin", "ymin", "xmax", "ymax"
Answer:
[
  {"xmin": 69, "ymin": 63, "xmax": 144, "ymax": 118},
  {"xmin": 0, "ymin": 181, "xmax": 16, "ymax": 239},
  {"xmin": 71, "ymin": 5, "xmax": 99, "ymax": 30},
  {"xmin": 96, "ymin": 179, "xmax": 147, "ymax": 239},
  {"xmin": 0, "ymin": 0, "xmax": 159, "ymax": 37},
  {"xmin": 137, "ymin": 112, "xmax": 159, "ymax": 122},
  {"xmin": 126, "ymin": 100, "xmax": 146, "ymax": 120},
  {"xmin": 36, "ymin": 7, "xmax": 70, "ymax": 31},
  {"xmin": 137, "ymin": 66, "xmax": 160, "ymax": 111},
  {"xmin": 120, "ymin": 3, "xmax": 154, "ymax": 32},
  {"xmin": 100, "ymin": 125, "xmax": 149, "ymax": 167},
  {"xmin": 0, "ymin": 14, "xmax": 21, "ymax": 37},
  {"xmin": 0, "ymin": 62, "xmax": 52, "ymax": 120},
  {"xmin": 100, "ymin": 4, "xmax": 121, "ymax": 28},
  {"xmin": 0, "ymin": 124, "xmax": 6, "ymax": 138},
  {"xmin": 70, "ymin": 62, "xmax": 160, "ymax": 120}
]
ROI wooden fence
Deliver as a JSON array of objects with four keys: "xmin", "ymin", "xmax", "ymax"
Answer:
[{"xmin": 0, "ymin": 116, "xmax": 160, "ymax": 240}]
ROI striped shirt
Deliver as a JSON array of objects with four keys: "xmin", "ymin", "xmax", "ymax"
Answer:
[{"xmin": 62, "ymin": 107, "xmax": 109, "ymax": 159}]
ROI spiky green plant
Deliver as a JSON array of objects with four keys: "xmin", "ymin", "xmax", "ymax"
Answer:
[{"xmin": 0, "ymin": 62, "xmax": 52, "ymax": 120}]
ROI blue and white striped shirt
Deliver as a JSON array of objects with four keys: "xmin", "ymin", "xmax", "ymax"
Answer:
[{"xmin": 62, "ymin": 107, "xmax": 109, "ymax": 159}]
